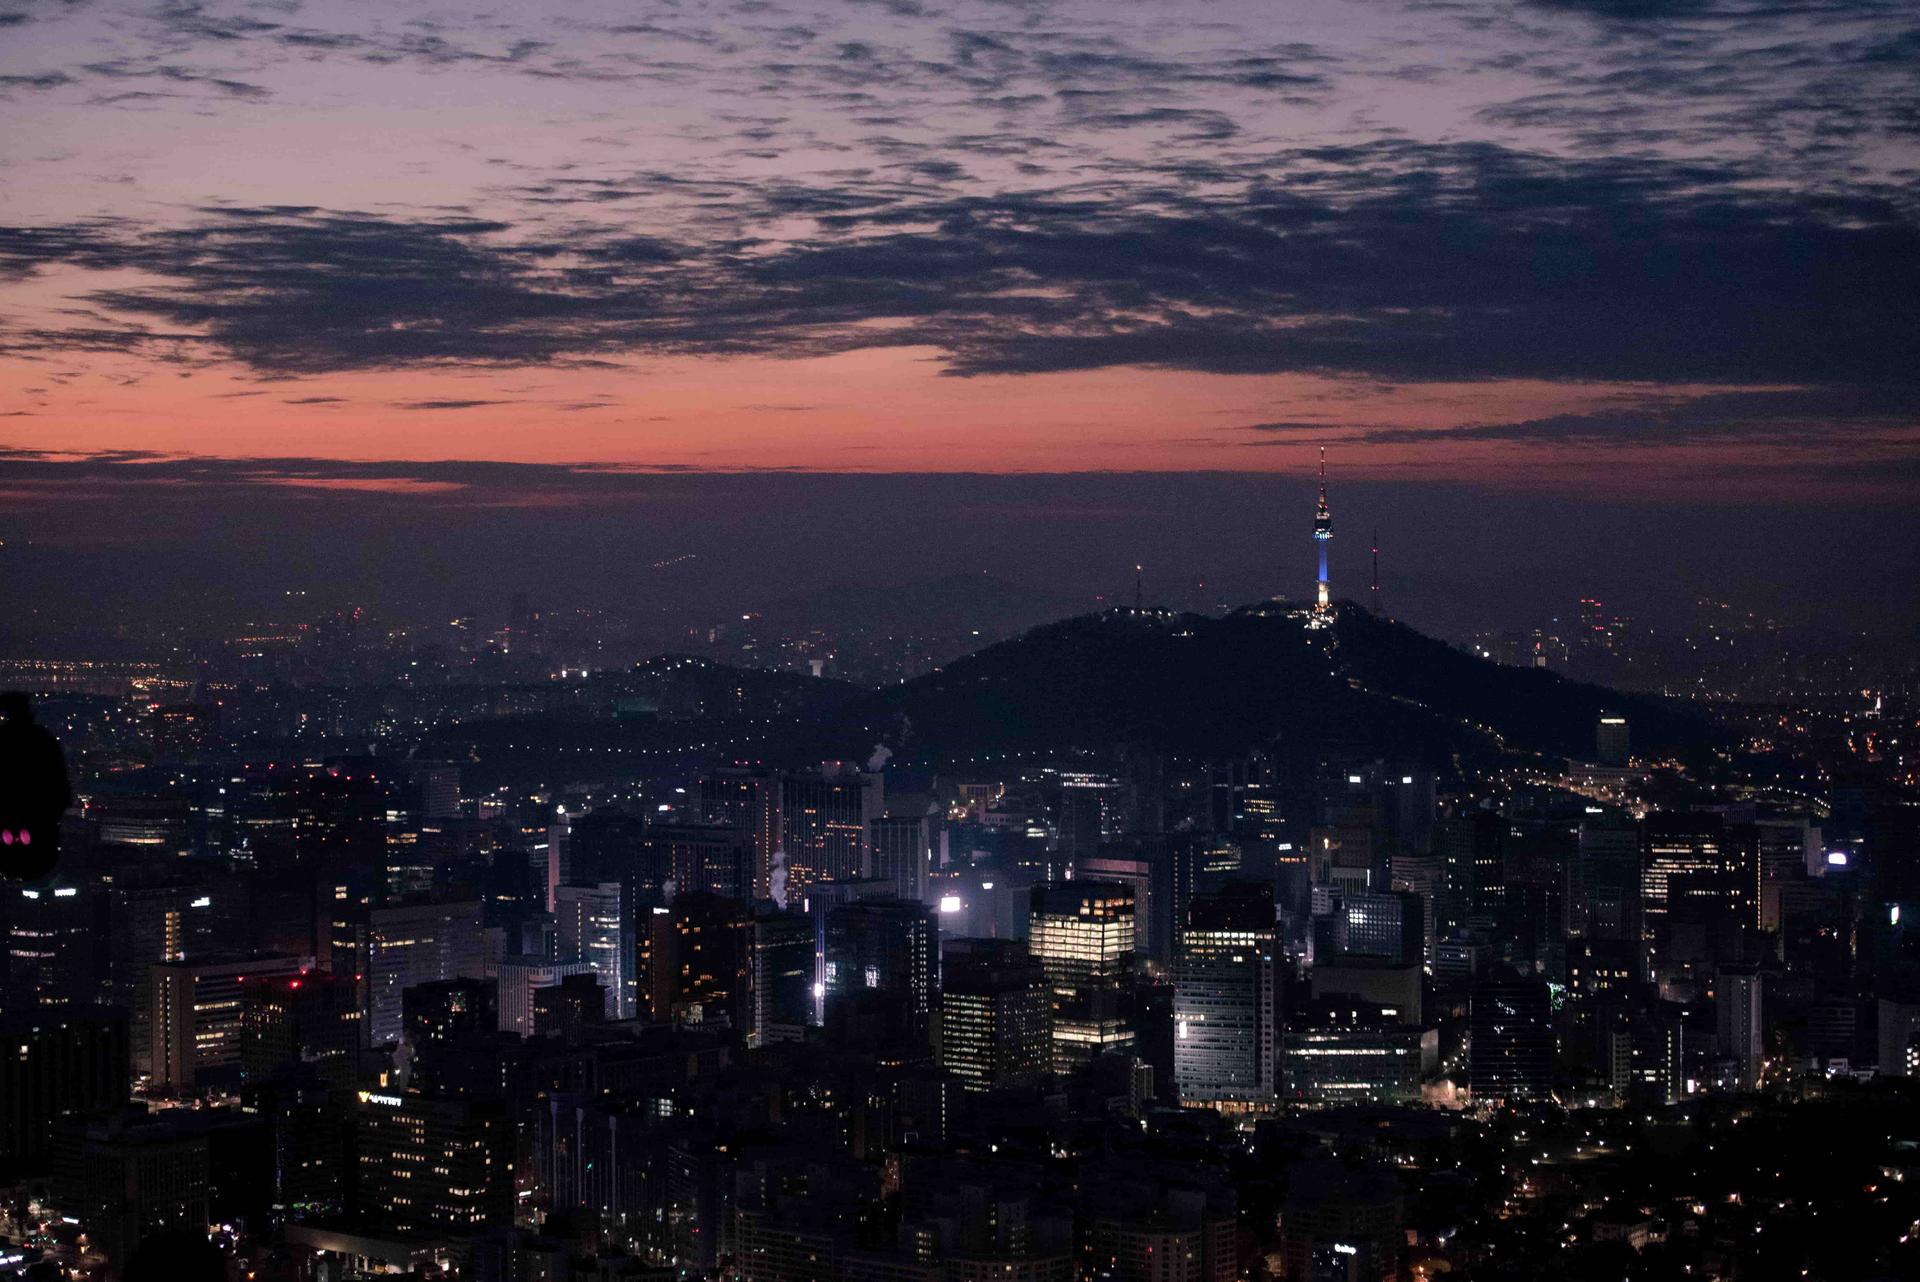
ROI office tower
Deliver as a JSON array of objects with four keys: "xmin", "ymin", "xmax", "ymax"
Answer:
[
  {"xmin": 1309, "ymin": 825, "xmax": 1376, "ymax": 901},
  {"xmin": 1640, "ymin": 813, "xmax": 1759, "ymax": 937},
  {"xmin": 1174, "ymin": 883, "xmax": 1278, "ymax": 1109},
  {"xmin": 1878, "ymin": 999, "xmax": 1920, "ymax": 1078},
  {"xmin": 400, "ymin": 977, "xmax": 496, "ymax": 1050},
  {"xmin": 1468, "ymin": 970, "xmax": 1554, "ymax": 1103},
  {"xmin": 566, "ymin": 809, "xmax": 666, "ymax": 912},
  {"xmin": 1434, "ymin": 811, "xmax": 1505, "ymax": 934},
  {"xmin": 779, "ymin": 766, "xmax": 882, "ymax": 898},
  {"xmin": 1577, "ymin": 814, "xmax": 1643, "ymax": 946},
  {"xmin": 0, "ymin": 1007, "xmax": 129, "ymax": 1176},
  {"xmin": 239, "ymin": 969, "xmax": 360, "ymax": 1087},
  {"xmin": 495, "ymin": 955, "xmax": 597, "ymax": 1036},
  {"xmin": 408, "ymin": 762, "xmax": 461, "ymax": 821},
  {"xmin": 1718, "ymin": 967, "xmax": 1763, "ymax": 1090},
  {"xmin": 697, "ymin": 768, "xmax": 782, "ymax": 899},
  {"xmin": 1331, "ymin": 890, "xmax": 1425, "ymax": 965},
  {"xmin": 150, "ymin": 955, "xmax": 303, "ymax": 1095},
  {"xmin": 5, "ymin": 881, "xmax": 96, "ymax": 1008},
  {"xmin": 645, "ymin": 892, "xmax": 752, "ymax": 1026},
  {"xmin": 1312, "ymin": 445, "xmax": 1333, "ymax": 618},
  {"xmin": 868, "ymin": 812, "xmax": 931, "ymax": 903},
  {"xmin": 632, "ymin": 822, "xmax": 751, "ymax": 903},
  {"xmin": 354, "ymin": 1089, "xmax": 512, "ymax": 1231},
  {"xmin": 352, "ymin": 898, "xmax": 485, "ymax": 1048},
  {"xmin": 1595, "ymin": 714, "xmax": 1630, "ymax": 765},
  {"xmin": 1753, "ymin": 815, "xmax": 1821, "ymax": 883},
  {"xmin": 1281, "ymin": 1000, "xmax": 1430, "ymax": 1105},
  {"xmin": 85, "ymin": 791, "xmax": 194, "ymax": 858},
  {"xmin": 554, "ymin": 881, "xmax": 633, "ymax": 1020},
  {"xmin": 544, "ymin": 808, "xmax": 570, "ymax": 912},
  {"xmin": 749, "ymin": 909, "xmax": 817, "ymax": 1046},
  {"xmin": 103, "ymin": 865, "xmax": 246, "ymax": 1078},
  {"xmin": 822, "ymin": 897, "xmax": 939, "ymax": 1045},
  {"xmin": 1029, "ymin": 882, "xmax": 1137, "ymax": 1073},
  {"xmin": 937, "ymin": 940, "xmax": 1051, "ymax": 1092},
  {"xmin": 1055, "ymin": 776, "xmax": 1114, "ymax": 863},
  {"xmin": 1312, "ymin": 955, "xmax": 1424, "ymax": 1025},
  {"xmin": 532, "ymin": 973, "xmax": 607, "ymax": 1039},
  {"xmin": 50, "ymin": 1111, "xmax": 212, "ymax": 1265},
  {"xmin": 1078, "ymin": 834, "xmax": 1200, "ymax": 966}
]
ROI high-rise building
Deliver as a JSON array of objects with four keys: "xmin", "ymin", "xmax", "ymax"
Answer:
[
  {"xmin": 495, "ymin": 955, "xmax": 596, "ymax": 1037},
  {"xmin": 400, "ymin": 977, "xmax": 496, "ymax": 1051},
  {"xmin": 1174, "ymin": 884, "xmax": 1278, "ymax": 1109},
  {"xmin": 531, "ymin": 973, "xmax": 606, "ymax": 1039},
  {"xmin": 698, "ymin": 767, "xmax": 782, "ymax": 899},
  {"xmin": 344, "ymin": 898, "xmax": 485, "ymax": 1049},
  {"xmin": 645, "ymin": 892, "xmax": 752, "ymax": 1027},
  {"xmin": 0, "ymin": 1007, "xmax": 129, "ymax": 1176},
  {"xmin": 1596, "ymin": 715, "xmax": 1631, "ymax": 764},
  {"xmin": 748, "ymin": 908, "xmax": 816, "ymax": 1046},
  {"xmin": 780, "ymin": 767, "xmax": 882, "ymax": 898},
  {"xmin": 1029, "ymin": 882, "xmax": 1136, "ymax": 1073},
  {"xmin": 103, "ymin": 868, "xmax": 245, "ymax": 1078},
  {"xmin": 642, "ymin": 822, "xmax": 756, "ymax": 903},
  {"xmin": 354, "ymin": 1088, "xmax": 512, "ymax": 1232},
  {"xmin": 1640, "ymin": 813, "xmax": 1759, "ymax": 939},
  {"xmin": 49, "ymin": 1110, "xmax": 212, "ymax": 1265},
  {"xmin": 822, "ymin": 898, "xmax": 939, "ymax": 1047},
  {"xmin": 5, "ymin": 882, "xmax": 96, "ymax": 1008},
  {"xmin": 937, "ymin": 940, "xmax": 1050, "ymax": 1092},
  {"xmin": 239, "ymin": 969, "xmax": 360, "ymax": 1087},
  {"xmin": 1718, "ymin": 967, "xmax": 1763, "ymax": 1090},
  {"xmin": 1329, "ymin": 889, "xmax": 1424, "ymax": 965},
  {"xmin": 868, "ymin": 813, "xmax": 931, "ymax": 903},
  {"xmin": 151, "ymin": 955, "xmax": 303, "ymax": 1095},
  {"xmin": 1281, "ymin": 1000, "xmax": 1429, "ymax": 1105},
  {"xmin": 554, "ymin": 881, "xmax": 633, "ymax": 1020},
  {"xmin": 1468, "ymin": 970, "xmax": 1553, "ymax": 1103}
]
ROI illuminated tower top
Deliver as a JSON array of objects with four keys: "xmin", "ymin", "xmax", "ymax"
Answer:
[{"xmin": 1313, "ymin": 447, "xmax": 1332, "ymax": 541}]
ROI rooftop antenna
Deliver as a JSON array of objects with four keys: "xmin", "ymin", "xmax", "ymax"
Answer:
[{"xmin": 1134, "ymin": 564, "xmax": 1143, "ymax": 612}]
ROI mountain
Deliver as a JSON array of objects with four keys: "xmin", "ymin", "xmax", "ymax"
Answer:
[{"xmin": 806, "ymin": 601, "xmax": 1713, "ymax": 771}]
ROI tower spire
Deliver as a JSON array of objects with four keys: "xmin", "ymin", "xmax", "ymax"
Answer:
[{"xmin": 1312, "ymin": 448, "xmax": 1332, "ymax": 622}]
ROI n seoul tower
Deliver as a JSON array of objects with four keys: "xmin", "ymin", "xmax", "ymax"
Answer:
[{"xmin": 1312, "ymin": 447, "xmax": 1332, "ymax": 621}]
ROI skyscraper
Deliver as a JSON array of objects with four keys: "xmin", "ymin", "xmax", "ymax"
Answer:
[
  {"xmin": 822, "ymin": 898, "xmax": 939, "ymax": 1046},
  {"xmin": 1174, "ymin": 884, "xmax": 1278, "ymax": 1109},
  {"xmin": 1468, "ymin": 970, "xmax": 1554, "ymax": 1103},
  {"xmin": 0, "ymin": 1007, "xmax": 129, "ymax": 1175},
  {"xmin": 1718, "ymin": 966, "xmax": 1763, "ymax": 1090},
  {"xmin": 352, "ymin": 899, "xmax": 486, "ymax": 1048},
  {"xmin": 937, "ymin": 940, "xmax": 1051, "ymax": 1092},
  {"xmin": 151, "ymin": 954, "xmax": 303, "ymax": 1094},
  {"xmin": 748, "ymin": 908, "xmax": 817, "ymax": 1046},
  {"xmin": 554, "ymin": 881, "xmax": 633, "ymax": 1020},
  {"xmin": 1029, "ymin": 882, "xmax": 1137, "ymax": 1073}
]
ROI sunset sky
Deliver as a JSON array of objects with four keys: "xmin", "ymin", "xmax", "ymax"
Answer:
[{"xmin": 1, "ymin": 0, "xmax": 1914, "ymax": 496}]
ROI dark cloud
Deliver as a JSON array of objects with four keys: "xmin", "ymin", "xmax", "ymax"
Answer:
[
  {"xmin": 1244, "ymin": 386, "xmax": 1920, "ymax": 448},
  {"xmin": 391, "ymin": 399, "xmax": 514, "ymax": 410},
  {"xmin": 1, "ymin": 141, "xmax": 1915, "ymax": 393}
]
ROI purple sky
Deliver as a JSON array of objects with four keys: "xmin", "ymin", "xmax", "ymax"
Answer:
[{"xmin": 0, "ymin": 1, "xmax": 1915, "ymax": 629}]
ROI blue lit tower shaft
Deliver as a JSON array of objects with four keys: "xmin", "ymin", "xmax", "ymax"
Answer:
[{"xmin": 1312, "ymin": 448, "xmax": 1332, "ymax": 613}]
